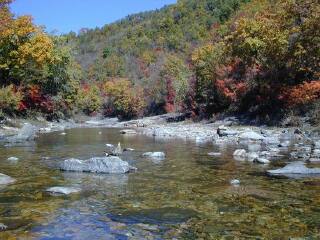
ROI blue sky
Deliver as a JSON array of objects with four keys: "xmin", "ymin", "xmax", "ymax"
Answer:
[{"xmin": 11, "ymin": 0, "xmax": 177, "ymax": 34}]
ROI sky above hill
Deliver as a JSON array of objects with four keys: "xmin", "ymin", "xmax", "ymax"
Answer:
[{"xmin": 11, "ymin": 0, "xmax": 177, "ymax": 34}]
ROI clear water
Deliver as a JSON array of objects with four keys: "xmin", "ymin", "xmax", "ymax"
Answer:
[{"xmin": 0, "ymin": 128, "xmax": 319, "ymax": 239}]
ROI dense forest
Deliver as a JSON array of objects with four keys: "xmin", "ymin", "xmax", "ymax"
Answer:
[{"xmin": 0, "ymin": 0, "xmax": 319, "ymax": 124}]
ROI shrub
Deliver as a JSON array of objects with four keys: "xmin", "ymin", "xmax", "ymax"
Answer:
[
  {"xmin": 0, "ymin": 85, "xmax": 22, "ymax": 114},
  {"xmin": 77, "ymin": 84, "xmax": 102, "ymax": 115},
  {"xmin": 103, "ymin": 79, "xmax": 146, "ymax": 119},
  {"xmin": 281, "ymin": 81, "xmax": 320, "ymax": 106}
]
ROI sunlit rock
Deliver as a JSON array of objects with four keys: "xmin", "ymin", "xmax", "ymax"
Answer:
[
  {"xmin": 268, "ymin": 161, "xmax": 320, "ymax": 176},
  {"xmin": 46, "ymin": 186, "xmax": 81, "ymax": 195},
  {"xmin": 230, "ymin": 179, "xmax": 240, "ymax": 186},
  {"xmin": 0, "ymin": 173, "xmax": 16, "ymax": 185},
  {"xmin": 60, "ymin": 157, "xmax": 135, "ymax": 174}
]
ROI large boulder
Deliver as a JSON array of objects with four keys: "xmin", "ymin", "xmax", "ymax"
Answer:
[
  {"xmin": 239, "ymin": 131, "xmax": 264, "ymax": 141},
  {"xmin": 0, "ymin": 173, "xmax": 16, "ymax": 185},
  {"xmin": 60, "ymin": 157, "xmax": 135, "ymax": 174},
  {"xmin": 267, "ymin": 162, "xmax": 320, "ymax": 176}
]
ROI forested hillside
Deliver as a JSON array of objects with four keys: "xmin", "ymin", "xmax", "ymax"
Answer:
[
  {"xmin": 1, "ymin": 0, "xmax": 319, "ymax": 124},
  {"xmin": 64, "ymin": 0, "xmax": 251, "ymax": 117}
]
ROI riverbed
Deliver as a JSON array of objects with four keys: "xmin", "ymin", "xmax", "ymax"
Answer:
[{"xmin": 0, "ymin": 127, "xmax": 320, "ymax": 239}]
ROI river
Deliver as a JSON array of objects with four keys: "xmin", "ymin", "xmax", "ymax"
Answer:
[{"xmin": 0, "ymin": 127, "xmax": 319, "ymax": 239}]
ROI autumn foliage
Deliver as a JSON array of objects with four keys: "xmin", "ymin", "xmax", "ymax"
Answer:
[
  {"xmin": 103, "ymin": 79, "xmax": 146, "ymax": 119},
  {"xmin": 282, "ymin": 81, "xmax": 320, "ymax": 106}
]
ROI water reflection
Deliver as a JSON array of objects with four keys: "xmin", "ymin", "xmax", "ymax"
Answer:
[{"xmin": 0, "ymin": 128, "xmax": 319, "ymax": 239}]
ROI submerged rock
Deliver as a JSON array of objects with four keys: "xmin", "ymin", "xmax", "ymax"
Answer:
[
  {"xmin": 60, "ymin": 157, "xmax": 135, "ymax": 174},
  {"xmin": 7, "ymin": 157, "xmax": 19, "ymax": 161},
  {"xmin": 46, "ymin": 186, "xmax": 81, "ymax": 195},
  {"xmin": 268, "ymin": 162, "xmax": 320, "ymax": 176},
  {"xmin": 0, "ymin": 173, "xmax": 16, "ymax": 185},
  {"xmin": 109, "ymin": 207, "xmax": 198, "ymax": 224},
  {"xmin": 142, "ymin": 152, "xmax": 166, "ymax": 159}
]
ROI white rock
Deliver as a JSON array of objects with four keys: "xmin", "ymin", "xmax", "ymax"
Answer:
[
  {"xmin": 0, "ymin": 173, "xmax": 16, "ymax": 185},
  {"xmin": 142, "ymin": 152, "xmax": 166, "ymax": 159},
  {"xmin": 254, "ymin": 158, "xmax": 270, "ymax": 164},
  {"xmin": 268, "ymin": 161, "xmax": 320, "ymax": 176},
  {"xmin": 60, "ymin": 132, "xmax": 67, "ymax": 136},
  {"xmin": 230, "ymin": 179, "xmax": 240, "ymax": 185},
  {"xmin": 7, "ymin": 157, "xmax": 19, "ymax": 161},
  {"xmin": 46, "ymin": 187, "xmax": 81, "ymax": 195},
  {"xmin": 233, "ymin": 149, "xmax": 247, "ymax": 157}
]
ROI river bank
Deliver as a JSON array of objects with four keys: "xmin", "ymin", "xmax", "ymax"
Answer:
[{"xmin": 2, "ymin": 113, "xmax": 320, "ymax": 168}]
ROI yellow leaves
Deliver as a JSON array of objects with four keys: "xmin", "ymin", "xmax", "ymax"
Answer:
[
  {"xmin": 192, "ymin": 44, "xmax": 213, "ymax": 63},
  {"xmin": 103, "ymin": 79, "xmax": 146, "ymax": 118},
  {"xmin": 0, "ymin": 10, "xmax": 55, "ymax": 77},
  {"xmin": 17, "ymin": 32, "xmax": 54, "ymax": 66}
]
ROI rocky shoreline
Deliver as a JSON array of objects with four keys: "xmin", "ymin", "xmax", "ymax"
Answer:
[{"xmin": 1, "ymin": 113, "xmax": 320, "ymax": 178}]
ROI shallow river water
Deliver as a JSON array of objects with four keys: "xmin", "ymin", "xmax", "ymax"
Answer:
[{"xmin": 0, "ymin": 128, "xmax": 319, "ymax": 239}]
